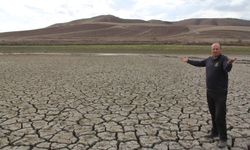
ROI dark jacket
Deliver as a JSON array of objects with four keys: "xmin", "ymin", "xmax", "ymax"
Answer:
[{"xmin": 187, "ymin": 55, "xmax": 232, "ymax": 91}]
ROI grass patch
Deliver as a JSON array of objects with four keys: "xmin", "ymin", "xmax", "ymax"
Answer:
[{"xmin": 0, "ymin": 44, "xmax": 249, "ymax": 55}]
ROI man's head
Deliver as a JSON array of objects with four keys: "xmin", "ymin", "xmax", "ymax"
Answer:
[{"xmin": 211, "ymin": 42, "xmax": 222, "ymax": 57}]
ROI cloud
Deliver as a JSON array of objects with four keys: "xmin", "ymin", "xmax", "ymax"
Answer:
[
  {"xmin": 213, "ymin": 0, "xmax": 250, "ymax": 12},
  {"xmin": 184, "ymin": 0, "xmax": 250, "ymax": 19},
  {"xmin": 0, "ymin": 0, "xmax": 249, "ymax": 32}
]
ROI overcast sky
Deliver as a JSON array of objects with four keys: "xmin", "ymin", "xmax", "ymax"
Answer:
[{"xmin": 0, "ymin": 0, "xmax": 250, "ymax": 32}]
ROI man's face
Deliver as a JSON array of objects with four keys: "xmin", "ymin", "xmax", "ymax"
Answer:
[{"xmin": 211, "ymin": 44, "xmax": 221, "ymax": 57}]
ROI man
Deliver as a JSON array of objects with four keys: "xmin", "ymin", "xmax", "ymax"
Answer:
[{"xmin": 181, "ymin": 43, "xmax": 236, "ymax": 148}]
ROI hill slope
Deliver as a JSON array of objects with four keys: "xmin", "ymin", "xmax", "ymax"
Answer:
[{"xmin": 0, "ymin": 15, "xmax": 250, "ymax": 45}]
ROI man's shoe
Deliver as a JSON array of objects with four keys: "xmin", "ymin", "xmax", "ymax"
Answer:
[{"xmin": 217, "ymin": 140, "xmax": 227, "ymax": 148}]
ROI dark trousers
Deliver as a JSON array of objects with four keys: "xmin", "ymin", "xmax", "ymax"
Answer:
[{"xmin": 207, "ymin": 90, "xmax": 228, "ymax": 141}]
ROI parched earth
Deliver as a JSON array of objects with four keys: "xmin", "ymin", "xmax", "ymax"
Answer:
[{"xmin": 0, "ymin": 54, "xmax": 249, "ymax": 150}]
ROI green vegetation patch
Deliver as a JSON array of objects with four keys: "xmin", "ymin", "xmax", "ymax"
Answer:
[{"xmin": 0, "ymin": 44, "xmax": 249, "ymax": 55}]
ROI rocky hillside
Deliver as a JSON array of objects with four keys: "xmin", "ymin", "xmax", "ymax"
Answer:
[{"xmin": 0, "ymin": 15, "xmax": 250, "ymax": 45}]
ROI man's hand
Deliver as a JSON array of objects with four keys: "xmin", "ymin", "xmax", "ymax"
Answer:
[
  {"xmin": 181, "ymin": 57, "xmax": 189, "ymax": 63},
  {"xmin": 227, "ymin": 58, "xmax": 237, "ymax": 64}
]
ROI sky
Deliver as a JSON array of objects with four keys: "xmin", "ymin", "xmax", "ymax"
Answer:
[{"xmin": 0, "ymin": 0, "xmax": 250, "ymax": 32}]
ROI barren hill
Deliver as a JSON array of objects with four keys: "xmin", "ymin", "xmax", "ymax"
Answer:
[
  {"xmin": 175, "ymin": 18, "xmax": 250, "ymax": 26},
  {"xmin": 0, "ymin": 15, "xmax": 250, "ymax": 45}
]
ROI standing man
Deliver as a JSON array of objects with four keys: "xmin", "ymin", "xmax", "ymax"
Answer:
[{"xmin": 181, "ymin": 43, "xmax": 236, "ymax": 148}]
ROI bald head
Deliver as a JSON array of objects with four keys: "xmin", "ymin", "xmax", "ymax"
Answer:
[{"xmin": 211, "ymin": 43, "xmax": 222, "ymax": 57}]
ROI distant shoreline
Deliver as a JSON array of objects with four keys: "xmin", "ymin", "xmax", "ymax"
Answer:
[{"xmin": 0, "ymin": 44, "xmax": 249, "ymax": 55}]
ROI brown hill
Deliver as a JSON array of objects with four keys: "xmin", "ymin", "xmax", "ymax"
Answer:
[
  {"xmin": 50, "ymin": 15, "xmax": 147, "ymax": 28},
  {"xmin": 175, "ymin": 18, "xmax": 250, "ymax": 26},
  {"xmin": 0, "ymin": 15, "xmax": 250, "ymax": 45}
]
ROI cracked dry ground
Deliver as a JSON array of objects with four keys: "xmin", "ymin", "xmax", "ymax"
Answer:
[{"xmin": 0, "ymin": 54, "xmax": 249, "ymax": 150}]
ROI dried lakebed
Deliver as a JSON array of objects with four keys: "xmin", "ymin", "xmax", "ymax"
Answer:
[{"xmin": 0, "ymin": 54, "xmax": 249, "ymax": 150}]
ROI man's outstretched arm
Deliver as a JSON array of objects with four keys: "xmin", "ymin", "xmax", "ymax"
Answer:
[
  {"xmin": 223, "ymin": 57, "xmax": 236, "ymax": 72},
  {"xmin": 181, "ymin": 57, "xmax": 206, "ymax": 67}
]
